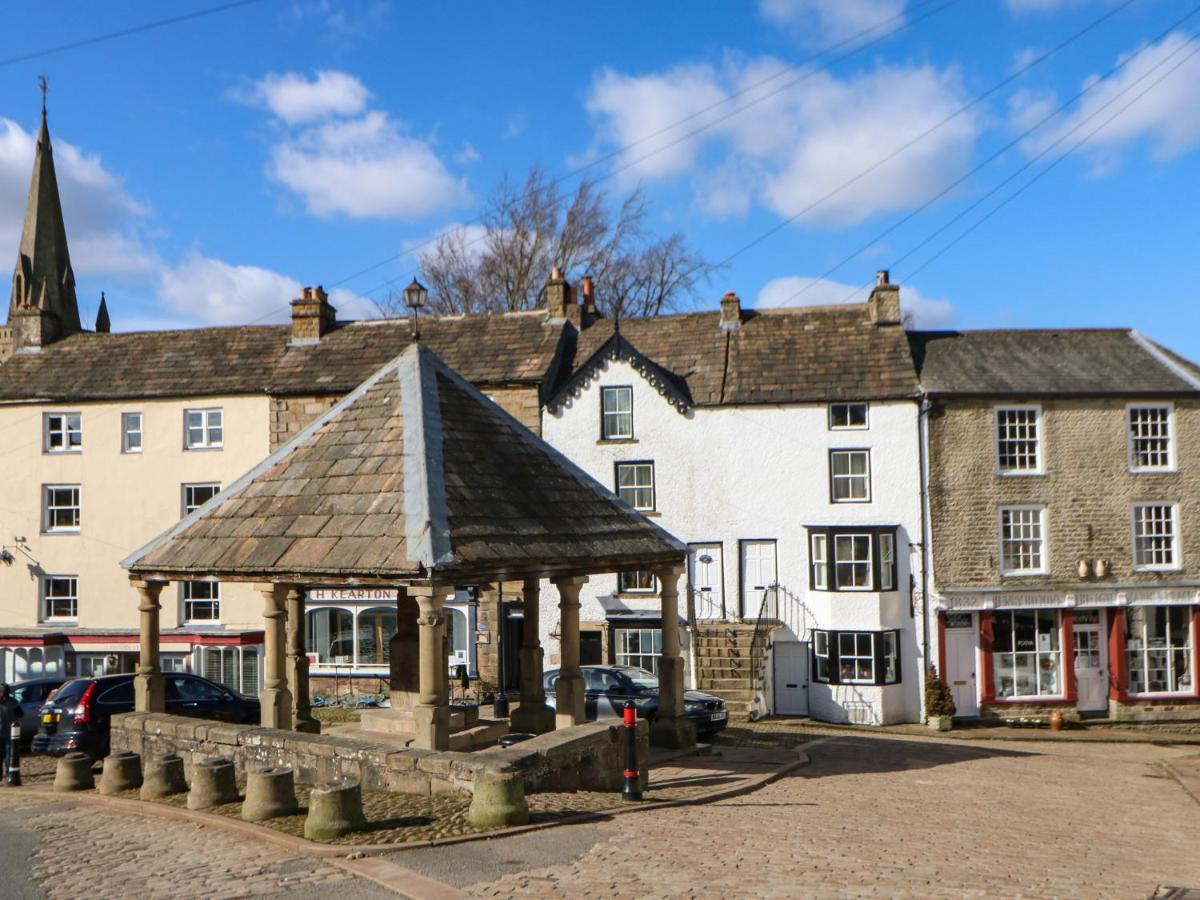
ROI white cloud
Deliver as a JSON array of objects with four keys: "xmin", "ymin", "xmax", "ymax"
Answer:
[
  {"xmin": 758, "ymin": 0, "xmax": 906, "ymax": 42},
  {"xmin": 584, "ymin": 56, "xmax": 978, "ymax": 226},
  {"xmin": 242, "ymin": 70, "xmax": 370, "ymax": 124},
  {"xmin": 1012, "ymin": 32, "xmax": 1200, "ymax": 165},
  {"xmin": 755, "ymin": 274, "xmax": 954, "ymax": 327},
  {"xmin": 155, "ymin": 251, "xmax": 379, "ymax": 327}
]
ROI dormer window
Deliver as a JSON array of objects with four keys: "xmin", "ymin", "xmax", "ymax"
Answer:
[
  {"xmin": 601, "ymin": 386, "xmax": 634, "ymax": 440},
  {"xmin": 44, "ymin": 413, "xmax": 82, "ymax": 453}
]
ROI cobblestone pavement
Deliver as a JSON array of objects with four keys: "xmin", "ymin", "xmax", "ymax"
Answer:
[
  {"xmin": 0, "ymin": 788, "xmax": 371, "ymax": 900},
  {"xmin": 466, "ymin": 730, "xmax": 1200, "ymax": 899}
]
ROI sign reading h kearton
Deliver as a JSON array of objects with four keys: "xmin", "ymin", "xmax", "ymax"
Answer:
[{"xmin": 307, "ymin": 588, "xmax": 400, "ymax": 603}]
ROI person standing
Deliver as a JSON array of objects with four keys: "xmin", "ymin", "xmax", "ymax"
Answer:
[{"xmin": 0, "ymin": 683, "xmax": 22, "ymax": 779}]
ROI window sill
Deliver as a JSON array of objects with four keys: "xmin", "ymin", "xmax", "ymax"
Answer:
[
  {"xmin": 988, "ymin": 695, "xmax": 1069, "ymax": 704},
  {"xmin": 999, "ymin": 571, "xmax": 1049, "ymax": 579},
  {"xmin": 1129, "ymin": 467, "xmax": 1177, "ymax": 475},
  {"xmin": 43, "ymin": 450, "xmax": 82, "ymax": 456},
  {"xmin": 184, "ymin": 446, "xmax": 224, "ymax": 452},
  {"xmin": 41, "ymin": 530, "xmax": 81, "ymax": 537},
  {"xmin": 598, "ymin": 438, "xmax": 638, "ymax": 445},
  {"xmin": 996, "ymin": 472, "xmax": 1045, "ymax": 477},
  {"xmin": 830, "ymin": 500, "xmax": 872, "ymax": 505},
  {"xmin": 615, "ymin": 593, "xmax": 659, "ymax": 600},
  {"xmin": 40, "ymin": 619, "xmax": 78, "ymax": 627},
  {"xmin": 1125, "ymin": 691, "xmax": 1197, "ymax": 700},
  {"xmin": 1132, "ymin": 566, "xmax": 1183, "ymax": 574}
]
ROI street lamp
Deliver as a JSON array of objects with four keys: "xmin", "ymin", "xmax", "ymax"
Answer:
[{"xmin": 404, "ymin": 277, "xmax": 428, "ymax": 339}]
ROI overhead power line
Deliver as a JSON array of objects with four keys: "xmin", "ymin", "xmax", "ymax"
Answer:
[{"xmin": 0, "ymin": 0, "xmax": 268, "ymax": 69}]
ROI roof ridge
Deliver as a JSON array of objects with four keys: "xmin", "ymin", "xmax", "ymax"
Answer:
[
  {"xmin": 1129, "ymin": 330, "xmax": 1200, "ymax": 391},
  {"xmin": 400, "ymin": 344, "xmax": 452, "ymax": 570}
]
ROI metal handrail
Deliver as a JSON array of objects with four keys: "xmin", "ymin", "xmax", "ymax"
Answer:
[{"xmin": 746, "ymin": 583, "xmax": 780, "ymax": 721}]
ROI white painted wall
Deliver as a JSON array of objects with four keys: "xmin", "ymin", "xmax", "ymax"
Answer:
[{"xmin": 542, "ymin": 357, "xmax": 927, "ymax": 724}]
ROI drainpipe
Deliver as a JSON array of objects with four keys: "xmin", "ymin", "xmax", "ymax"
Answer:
[
  {"xmin": 917, "ymin": 393, "xmax": 933, "ymax": 723},
  {"xmin": 685, "ymin": 583, "xmax": 699, "ymax": 691}
]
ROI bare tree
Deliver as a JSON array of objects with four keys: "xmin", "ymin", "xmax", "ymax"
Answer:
[{"xmin": 379, "ymin": 167, "xmax": 717, "ymax": 318}]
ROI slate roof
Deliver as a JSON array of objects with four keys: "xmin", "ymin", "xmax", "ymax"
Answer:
[
  {"xmin": 0, "ymin": 312, "xmax": 564, "ymax": 402},
  {"xmin": 123, "ymin": 343, "xmax": 686, "ymax": 583},
  {"xmin": 909, "ymin": 329, "xmax": 1200, "ymax": 396},
  {"xmin": 554, "ymin": 304, "xmax": 919, "ymax": 409}
]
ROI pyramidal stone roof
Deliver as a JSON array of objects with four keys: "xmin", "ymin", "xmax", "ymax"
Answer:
[{"xmin": 123, "ymin": 342, "xmax": 686, "ymax": 584}]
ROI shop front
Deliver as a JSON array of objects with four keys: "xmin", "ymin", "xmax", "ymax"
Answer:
[{"xmin": 938, "ymin": 591, "xmax": 1200, "ymax": 721}]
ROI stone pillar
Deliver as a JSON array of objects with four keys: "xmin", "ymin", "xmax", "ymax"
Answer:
[
  {"xmin": 511, "ymin": 578, "xmax": 555, "ymax": 734},
  {"xmin": 651, "ymin": 565, "xmax": 696, "ymax": 749},
  {"xmin": 285, "ymin": 586, "xmax": 319, "ymax": 733},
  {"xmin": 552, "ymin": 576, "xmax": 587, "ymax": 729},
  {"xmin": 412, "ymin": 585, "xmax": 451, "ymax": 751},
  {"xmin": 257, "ymin": 583, "xmax": 293, "ymax": 730},
  {"xmin": 134, "ymin": 580, "xmax": 166, "ymax": 713}
]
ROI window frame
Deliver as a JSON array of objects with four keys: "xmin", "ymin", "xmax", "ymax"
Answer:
[
  {"xmin": 618, "ymin": 570, "xmax": 657, "ymax": 594},
  {"xmin": 1125, "ymin": 605, "xmax": 1193, "ymax": 696},
  {"xmin": 807, "ymin": 526, "xmax": 899, "ymax": 592},
  {"xmin": 1126, "ymin": 403, "xmax": 1175, "ymax": 473},
  {"xmin": 810, "ymin": 628, "xmax": 901, "ymax": 686},
  {"xmin": 41, "ymin": 575, "xmax": 79, "ymax": 623},
  {"xmin": 1131, "ymin": 503, "xmax": 1181, "ymax": 572},
  {"xmin": 181, "ymin": 579, "xmax": 221, "ymax": 624},
  {"xmin": 183, "ymin": 407, "xmax": 224, "ymax": 451},
  {"xmin": 829, "ymin": 448, "xmax": 872, "ymax": 504},
  {"xmin": 612, "ymin": 625, "xmax": 663, "ymax": 675},
  {"xmin": 43, "ymin": 412, "xmax": 82, "ymax": 454},
  {"xmin": 181, "ymin": 482, "xmax": 221, "ymax": 517},
  {"xmin": 121, "ymin": 412, "xmax": 143, "ymax": 454},
  {"xmin": 991, "ymin": 609, "xmax": 1063, "ymax": 700},
  {"xmin": 828, "ymin": 402, "xmax": 869, "ymax": 431},
  {"xmin": 614, "ymin": 460, "xmax": 656, "ymax": 512},
  {"xmin": 994, "ymin": 404, "xmax": 1044, "ymax": 476},
  {"xmin": 998, "ymin": 506, "xmax": 1047, "ymax": 576},
  {"xmin": 42, "ymin": 484, "xmax": 81, "ymax": 534},
  {"xmin": 600, "ymin": 385, "xmax": 635, "ymax": 441}
]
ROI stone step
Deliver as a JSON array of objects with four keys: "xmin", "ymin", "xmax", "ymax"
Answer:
[
  {"xmin": 721, "ymin": 700, "xmax": 753, "ymax": 715},
  {"xmin": 698, "ymin": 677, "xmax": 754, "ymax": 691},
  {"xmin": 695, "ymin": 661, "xmax": 753, "ymax": 674},
  {"xmin": 701, "ymin": 688, "xmax": 755, "ymax": 702},
  {"xmin": 695, "ymin": 637, "xmax": 757, "ymax": 649}
]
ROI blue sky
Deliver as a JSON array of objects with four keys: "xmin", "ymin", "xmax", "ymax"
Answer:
[{"xmin": 2, "ymin": 0, "xmax": 1199, "ymax": 359}]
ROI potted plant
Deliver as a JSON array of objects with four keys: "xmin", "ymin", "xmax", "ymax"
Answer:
[{"xmin": 925, "ymin": 666, "xmax": 957, "ymax": 731}]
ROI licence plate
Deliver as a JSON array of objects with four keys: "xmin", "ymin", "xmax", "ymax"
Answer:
[
  {"xmin": 42, "ymin": 712, "xmax": 59, "ymax": 725},
  {"xmin": 712, "ymin": 711, "xmax": 727, "ymax": 722}
]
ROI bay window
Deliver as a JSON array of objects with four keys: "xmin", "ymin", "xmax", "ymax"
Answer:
[
  {"xmin": 992, "ymin": 609, "xmax": 1061, "ymax": 698},
  {"xmin": 808, "ymin": 527, "xmax": 899, "ymax": 591},
  {"xmin": 1126, "ymin": 606, "xmax": 1192, "ymax": 694},
  {"xmin": 811, "ymin": 629, "xmax": 900, "ymax": 685}
]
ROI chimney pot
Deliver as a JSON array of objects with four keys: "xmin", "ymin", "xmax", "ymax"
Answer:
[
  {"xmin": 876, "ymin": 270, "xmax": 890, "ymax": 287},
  {"xmin": 868, "ymin": 274, "xmax": 901, "ymax": 326},
  {"xmin": 544, "ymin": 268, "xmax": 579, "ymax": 324}
]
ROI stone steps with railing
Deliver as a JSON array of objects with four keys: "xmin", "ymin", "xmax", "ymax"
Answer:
[{"xmin": 692, "ymin": 620, "xmax": 769, "ymax": 715}]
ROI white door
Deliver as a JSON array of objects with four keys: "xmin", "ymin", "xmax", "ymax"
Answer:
[
  {"xmin": 944, "ymin": 629, "xmax": 978, "ymax": 717},
  {"xmin": 740, "ymin": 541, "xmax": 777, "ymax": 618},
  {"xmin": 1074, "ymin": 624, "xmax": 1108, "ymax": 712},
  {"xmin": 773, "ymin": 641, "xmax": 809, "ymax": 715},
  {"xmin": 689, "ymin": 543, "xmax": 725, "ymax": 620}
]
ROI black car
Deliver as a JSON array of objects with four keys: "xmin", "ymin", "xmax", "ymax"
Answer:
[
  {"xmin": 543, "ymin": 665, "xmax": 728, "ymax": 735},
  {"xmin": 9, "ymin": 677, "xmax": 66, "ymax": 745},
  {"xmin": 33, "ymin": 672, "xmax": 261, "ymax": 759}
]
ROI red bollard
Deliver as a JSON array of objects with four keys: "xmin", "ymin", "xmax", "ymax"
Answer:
[{"xmin": 622, "ymin": 700, "xmax": 641, "ymax": 801}]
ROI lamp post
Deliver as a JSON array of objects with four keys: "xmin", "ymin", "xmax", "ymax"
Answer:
[{"xmin": 404, "ymin": 278, "xmax": 428, "ymax": 340}]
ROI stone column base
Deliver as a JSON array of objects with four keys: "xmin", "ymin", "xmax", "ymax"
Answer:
[
  {"xmin": 134, "ymin": 672, "xmax": 164, "ymax": 713},
  {"xmin": 260, "ymin": 686, "xmax": 294, "ymax": 730},
  {"xmin": 411, "ymin": 703, "xmax": 450, "ymax": 750},
  {"xmin": 510, "ymin": 700, "xmax": 556, "ymax": 734},
  {"xmin": 554, "ymin": 673, "xmax": 586, "ymax": 729},
  {"xmin": 650, "ymin": 714, "xmax": 697, "ymax": 750}
]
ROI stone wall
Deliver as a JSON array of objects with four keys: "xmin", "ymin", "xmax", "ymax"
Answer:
[
  {"xmin": 928, "ymin": 398, "xmax": 1200, "ymax": 589},
  {"xmin": 270, "ymin": 385, "xmax": 542, "ymax": 450},
  {"xmin": 110, "ymin": 712, "xmax": 645, "ymax": 795}
]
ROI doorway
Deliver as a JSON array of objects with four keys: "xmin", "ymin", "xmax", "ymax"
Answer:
[
  {"xmin": 689, "ymin": 543, "xmax": 725, "ymax": 620},
  {"xmin": 944, "ymin": 619, "xmax": 978, "ymax": 717},
  {"xmin": 1073, "ymin": 615, "xmax": 1108, "ymax": 713},
  {"xmin": 740, "ymin": 540, "xmax": 777, "ymax": 619},
  {"xmin": 773, "ymin": 641, "xmax": 809, "ymax": 715}
]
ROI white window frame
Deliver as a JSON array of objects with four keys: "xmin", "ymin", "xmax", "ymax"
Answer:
[
  {"xmin": 41, "ymin": 575, "xmax": 78, "ymax": 623},
  {"xmin": 838, "ymin": 631, "xmax": 876, "ymax": 684},
  {"xmin": 829, "ymin": 449, "xmax": 871, "ymax": 503},
  {"xmin": 1127, "ymin": 403, "xmax": 1175, "ymax": 473},
  {"xmin": 1125, "ymin": 605, "xmax": 1193, "ymax": 696},
  {"xmin": 811, "ymin": 534, "xmax": 828, "ymax": 590},
  {"xmin": 616, "ymin": 461, "xmax": 656, "ymax": 512},
  {"xmin": 813, "ymin": 630, "xmax": 831, "ymax": 682},
  {"xmin": 184, "ymin": 408, "xmax": 224, "ymax": 450},
  {"xmin": 833, "ymin": 534, "xmax": 873, "ymax": 591},
  {"xmin": 600, "ymin": 386, "xmax": 634, "ymax": 441},
  {"xmin": 828, "ymin": 402, "xmax": 869, "ymax": 430},
  {"xmin": 879, "ymin": 533, "xmax": 896, "ymax": 591},
  {"xmin": 182, "ymin": 482, "xmax": 221, "ymax": 517},
  {"xmin": 992, "ymin": 609, "xmax": 1063, "ymax": 699},
  {"xmin": 43, "ymin": 412, "xmax": 82, "ymax": 454},
  {"xmin": 42, "ymin": 484, "xmax": 81, "ymax": 533},
  {"xmin": 999, "ymin": 506, "xmax": 1047, "ymax": 576},
  {"xmin": 995, "ymin": 405, "xmax": 1043, "ymax": 476},
  {"xmin": 1131, "ymin": 503, "xmax": 1181, "ymax": 572},
  {"xmin": 613, "ymin": 626, "xmax": 662, "ymax": 675},
  {"xmin": 181, "ymin": 579, "xmax": 221, "ymax": 624},
  {"xmin": 121, "ymin": 412, "xmax": 143, "ymax": 454},
  {"xmin": 618, "ymin": 571, "xmax": 657, "ymax": 594}
]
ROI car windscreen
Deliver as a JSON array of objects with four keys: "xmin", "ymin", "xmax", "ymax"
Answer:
[
  {"xmin": 618, "ymin": 668, "xmax": 659, "ymax": 690},
  {"xmin": 50, "ymin": 680, "xmax": 91, "ymax": 705}
]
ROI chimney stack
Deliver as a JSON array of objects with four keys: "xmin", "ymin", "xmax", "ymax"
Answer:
[
  {"xmin": 290, "ymin": 285, "xmax": 337, "ymax": 345},
  {"xmin": 719, "ymin": 291, "xmax": 742, "ymax": 332},
  {"xmin": 544, "ymin": 267, "xmax": 580, "ymax": 324},
  {"xmin": 868, "ymin": 270, "xmax": 901, "ymax": 326}
]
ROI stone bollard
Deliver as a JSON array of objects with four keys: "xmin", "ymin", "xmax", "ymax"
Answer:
[
  {"xmin": 53, "ymin": 752, "xmax": 95, "ymax": 792},
  {"xmin": 242, "ymin": 765, "xmax": 300, "ymax": 822},
  {"xmin": 303, "ymin": 777, "xmax": 366, "ymax": 841},
  {"xmin": 141, "ymin": 753, "xmax": 189, "ymax": 800},
  {"xmin": 187, "ymin": 756, "xmax": 239, "ymax": 810},
  {"xmin": 467, "ymin": 770, "xmax": 529, "ymax": 828},
  {"xmin": 98, "ymin": 751, "xmax": 143, "ymax": 795}
]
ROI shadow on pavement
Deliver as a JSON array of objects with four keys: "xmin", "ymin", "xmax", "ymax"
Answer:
[{"xmin": 797, "ymin": 734, "xmax": 1038, "ymax": 780}]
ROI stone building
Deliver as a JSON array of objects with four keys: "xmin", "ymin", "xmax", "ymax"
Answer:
[{"xmin": 916, "ymin": 329, "xmax": 1200, "ymax": 721}]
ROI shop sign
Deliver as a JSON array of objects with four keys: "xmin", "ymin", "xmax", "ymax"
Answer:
[{"xmin": 307, "ymin": 588, "xmax": 399, "ymax": 603}]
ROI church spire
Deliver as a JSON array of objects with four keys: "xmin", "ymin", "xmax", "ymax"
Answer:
[{"xmin": 5, "ymin": 87, "xmax": 81, "ymax": 353}]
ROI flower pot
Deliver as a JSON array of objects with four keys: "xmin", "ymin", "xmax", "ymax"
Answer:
[
  {"xmin": 1049, "ymin": 711, "xmax": 1064, "ymax": 732},
  {"xmin": 928, "ymin": 715, "xmax": 952, "ymax": 732}
]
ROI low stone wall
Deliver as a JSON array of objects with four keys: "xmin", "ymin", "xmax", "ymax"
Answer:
[
  {"xmin": 1111, "ymin": 696, "xmax": 1200, "ymax": 723},
  {"xmin": 110, "ymin": 713, "xmax": 646, "ymax": 796}
]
